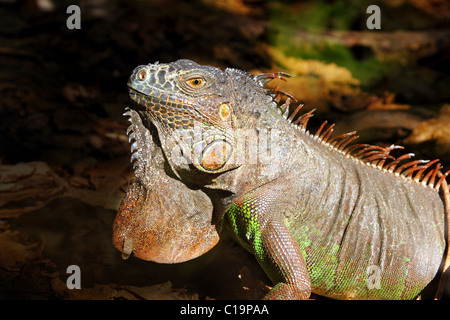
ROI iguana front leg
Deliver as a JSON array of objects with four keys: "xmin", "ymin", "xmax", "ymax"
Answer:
[{"xmin": 226, "ymin": 188, "xmax": 311, "ymax": 300}]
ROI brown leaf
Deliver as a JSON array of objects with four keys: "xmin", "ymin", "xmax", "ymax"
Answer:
[
  {"xmin": 0, "ymin": 230, "xmax": 44, "ymax": 272},
  {"xmin": 51, "ymin": 278, "xmax": 197, "ymax": 300},
  {"xmin": 366, "ymin": 92, "xmax": 410, "ymax": 110},
  {"xmin": 404, "ymin": 104, "xmax": 450, "ymax": 161},
  {"xmin": 0, "ymin": 162, "xmax": 66, "ymax": 218}
]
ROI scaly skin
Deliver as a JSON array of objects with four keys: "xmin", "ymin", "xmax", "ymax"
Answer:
[
  {"xmin": 112, "ymin": 106, "xmax": 219, "ymax": 263},
  {"xmin": 115, "ymin": 59, "xmax": 448, "ymax": 299}
]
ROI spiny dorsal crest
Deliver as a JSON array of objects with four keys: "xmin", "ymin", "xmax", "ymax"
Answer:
[{"xmin": 257, "ymin": 71, "xmax": 449, "ymax": 191}]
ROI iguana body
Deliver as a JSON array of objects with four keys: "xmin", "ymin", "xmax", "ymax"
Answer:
[{"xmin": 113, "ymin": 59, "xmax": 449, "ymax": 299}]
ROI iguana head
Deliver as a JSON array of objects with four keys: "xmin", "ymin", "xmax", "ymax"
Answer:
[{"xmin": 127, "ymin": 59, "xmax": 273, "ymax": 176}]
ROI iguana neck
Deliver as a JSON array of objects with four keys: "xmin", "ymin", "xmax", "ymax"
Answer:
[{"xmin": 197, "ymin": 102, "xmax": 312, "ymax": 208}]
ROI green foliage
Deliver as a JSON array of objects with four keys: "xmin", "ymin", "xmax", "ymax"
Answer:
[
  {"xmin": 268, "ymin": 0, "xmax": 362, "ymax": 34},
  {"xmin": 267, "ymin": 1, "xmax": 399, "ymax": 87}
]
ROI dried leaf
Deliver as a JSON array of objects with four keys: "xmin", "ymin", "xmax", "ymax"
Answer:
[
  {"xmin": 0, "ymin": 230, "xmax": 44, "ymax": 271},
  {"xmin": 0, "ymin": 162, "xmax": 66, "ymax": 218},
  {"xmin": 51, "ymin": 278, "xmax": 197, "ymax": 300},
  {"xmin": 404, "ymin": 104, "xmax": 450, "ymax": 160}
]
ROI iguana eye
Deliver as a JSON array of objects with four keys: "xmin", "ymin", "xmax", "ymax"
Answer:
[
  {"xmin": 186, "ymin": 77, "xmax": 205, "ymax": 88},
  {"xmin": 137, "ymin": 69, "xmax": 147, "ymax": 81}
]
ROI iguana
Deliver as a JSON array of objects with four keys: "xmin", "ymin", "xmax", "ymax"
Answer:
[{"xmin": 113, "ymin": 59, "xmax": 450, "ymax": 300}]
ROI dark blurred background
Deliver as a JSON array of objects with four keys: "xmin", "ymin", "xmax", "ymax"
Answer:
[{"xmin": 0, "ymin": 0, "xmax": 449, "ymax": 300}]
